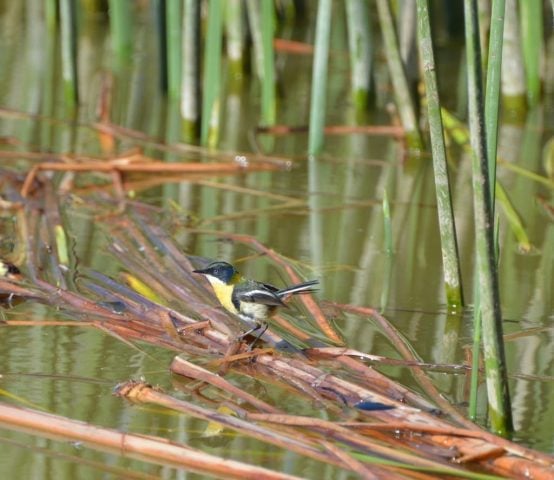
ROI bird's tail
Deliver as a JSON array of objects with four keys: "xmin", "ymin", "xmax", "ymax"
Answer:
[{"xmin": 277, "ymin": 279, "xmax": 319, "ymax": 298}]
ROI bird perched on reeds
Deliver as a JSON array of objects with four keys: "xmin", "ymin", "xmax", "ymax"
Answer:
[
  {"xmin": 0, "ymin": 259, "xmax": 21, "ymax": 280},
  {"xmin": 193, "ymin": 261, "xmax": 318, "ymax": 339}
]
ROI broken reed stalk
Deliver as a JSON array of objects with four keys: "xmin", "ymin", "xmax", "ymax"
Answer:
[
  {"xmin": 416, "ymin": 0, "xmax": 463, "ymax": 309},
  {"xmin": 464, "ymin": 0, "xmax": 512, "ymax": 435},
  {"xmin": 20, "ymin": 157, "xmax": 282, "ymax": 197},
  {"xmin": 116, "ymin": 379, "xmax": 480, "ymax": 479},
  {"xmin": 330, "ymin": 302, "xmax": 474, "ymax": 427},
  {"xmin": 2, "ymin": 199, "xmax": 551, "ymax": 478},
  {"xmin": 226, "ymin": 356, "xmax": 552, "ymax": 477},
  {"xmin": 115, "ymin": 381, "xmax": 381, "ymax": 478},
  {"xmin": 91, "ymin": 121, "xmax": 294, "ymax": 166},
  {"xmin": 0, "ymin": 403, "xmax": 300, "ymax": 480}
]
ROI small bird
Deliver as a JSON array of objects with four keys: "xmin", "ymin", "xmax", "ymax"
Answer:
[
  {"xmin": 0, "ymin": 259, "xmax": 21, "ymax": 280},
  {"xmin": 193, "ymin": 261, "xmax": 318, "ymax": 339}
]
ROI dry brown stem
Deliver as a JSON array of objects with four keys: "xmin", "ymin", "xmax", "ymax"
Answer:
[{"xmin": 0, "ymin": 403, "xmax": 300, "ymax": 480}]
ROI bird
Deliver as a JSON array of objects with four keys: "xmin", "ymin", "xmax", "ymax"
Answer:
[
  {"xmin": 0, "ymin": 259, "xmax": 21, "ymax": 280},
  {"xmin": 193, "ymin": 260, "xmax": 319, "ymax": 340}
]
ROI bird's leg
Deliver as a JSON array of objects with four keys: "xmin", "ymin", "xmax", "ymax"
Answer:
[
  {"xmin": 237, "ymin": 321, "xmax": 268, "ymax": 351},
  {"xmin": 246, "ymin": 322, "xmax": 268, "ymax": 351}
]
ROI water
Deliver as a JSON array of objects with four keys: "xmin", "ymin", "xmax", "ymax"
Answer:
[{"xmin": 0, "ymin": 2, "xmax": 552, "ymax": 478}]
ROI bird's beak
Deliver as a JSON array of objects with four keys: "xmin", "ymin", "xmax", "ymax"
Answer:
[{"xmin": 192, "ymin": 268, "xmax": 207, "ymax": 274}]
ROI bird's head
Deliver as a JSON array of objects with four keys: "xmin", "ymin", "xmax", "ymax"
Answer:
[
  {"xmin": 193, "ymin": 261, "xmax": 239, "ymax": 286},
  {"xmin": 0, "ymin": 260, "xmax": 21, "ymax": 280}
]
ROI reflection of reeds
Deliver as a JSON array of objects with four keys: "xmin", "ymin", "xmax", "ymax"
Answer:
[
  {"xmin": 0, "ymin": 182, "xmax": 550, "ymax": 477},
  {"xmin": 375, "ymin": 0, "xmax": 422, "ymax": 150},
  {"xmin": 308, "ymin": 0, "xmax": 332, "ymax": 156}
]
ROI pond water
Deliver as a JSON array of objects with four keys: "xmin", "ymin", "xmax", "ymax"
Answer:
[{"xmin": 0, "ymin": 2, "xmax": 552, "ymax": 478}]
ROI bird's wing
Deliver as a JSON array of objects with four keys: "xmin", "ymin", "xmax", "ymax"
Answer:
[{"xmin": 234, "ymin": 281, "xmax": 285, "ymax": 306}]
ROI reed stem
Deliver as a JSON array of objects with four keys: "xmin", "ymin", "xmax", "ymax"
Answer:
[
  {"xmin": 166, "ymin": 0, "xmax": 182, "ymax": 100},
  {"xmin": 181, "ymin": 0, "xmax": 200, "ymax": 141},
  {"xmin": 261, "ymin": 0, "xmax": 276, "ymax": 126},
  {"xmin": 520, "ymin": 0, "xmax": 543, "ymax": 107},
  {"xmin": 59, "ymin": 0, "xmax": 79, "ymax": 106},
  {"xmin": 464, "ymin": 0, "xmax": 512, "ymax": 435},
  {"xmin": 484, "ymin": 0, "xmax": 505, "ymax": 206},
  {"xmin": 416, "ymin": 0, "xmax": 463, "ymax": 308},
  {"xmin": 345, "ymin": 0, "xmax": 373, "ymax": 110},
  {"xmin": 225, "ymin": 0, "xmax": 246, "ymax": 76},
  {"xmin": 108, "ymin": 0, "xmax": 133, "ymax": 64},
  {"xmin": 201, "ymin": 0, "xmax": 223, "ymax": 147}
]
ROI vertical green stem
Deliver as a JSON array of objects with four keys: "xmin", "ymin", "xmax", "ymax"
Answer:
[
  {"xmin": 501, "ymin": 0, "xmax": 526, "ymax": 113},
  {"xmin": 484, "ymin": 0, "xmax": 505, "ymax": 207},
  {"xmin": 416, "ymin": 0, "xmax": 463, "ymax": 308},
  {"xmin": 46, "ymin": 0, "xmax": 58, "ymax": 32},
  {"xmin": 166, "ymin": 0, "xmax": 182, "ymax": 100},
  {"xmin": 345, "ymin": 0, "xmax": 373, "ymax": 110},
  {"xmin": 260, "ymin": 0, "xmax": 276, "ymax": 126},
  {"xmin": 380, "ymin": 189, "xmax": 393, "ymax": 313},
  {"xmin": 59, "ymin": 0, "xmax": 79, "ymax": 106},
  {"xmin": 519, "ymin": 0, "xmax": 543, "ymax": 107},
  {"xmin": 225, "ymin": 0, "xmax": 245, "ymax": 76},
  {"xmin": 464, "ymin": 0, "xmax": 512, "ymax": 435},
  {"xmin": 181, "ymin": 0, "xmax": 200, "ymax": 141},
  {"xmin": 308, "ymin": 0, "xmax": 332, "ymax": 156},
  {"xmin": 201, "ymin": 0, "xmax": 223, "ymax": 147},
  {"xmin": 108, "ymin": 0, "xmax": 133, "ymax": 64},
  {"xmin": 469, "ymin": 0, "xmax": 506, "ymax": 419},
  {"xmin": 376, "ymin": 0, "xmax": 422, "ymax": 150},
  {"xmin": 246, "ymin": 0, "xmax": 264, "ymax": 80}
]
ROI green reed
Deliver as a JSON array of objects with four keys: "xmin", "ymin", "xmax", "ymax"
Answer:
[
  {"xmin": 416, "ymin": 0, "xmax": 463, "ymax": 309},
  {"xmin": 181, "ymin": 0, "xmax": 200, "ymax": 141},
  {"xmin": 345, "ymin": 0, "xmax": 373, "ymax": 110},
  {"xmin": 59, "ymin": 0, "xmax": 79, "ymax": 106},
  {"xmin": 261, "ymin": 0, "xmax": 276, "ymax": 126},
  {"xmin": 201, "ymin": 0, "xmax": 223, "ymax": 147},
  {"xmin": 108, "ymin": 0, "xmax": 133, "ymax": 63},
  {"xmin": 520, "ymin": 0, "xmax": 543, "ymax": 107},
  {"xmin": 464, "ymin": 0, "xmax": 512, "ymax": 435},
  {"xmin": 166, "ymin": 1, "xmax": 182, "ymax": 100}
]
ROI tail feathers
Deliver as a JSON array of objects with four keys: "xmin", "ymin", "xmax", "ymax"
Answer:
[{"xmin": 278, "ymin": 279, "xmax": 319, "ymax": 298}]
